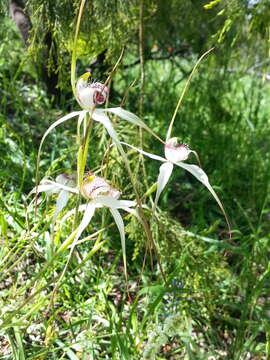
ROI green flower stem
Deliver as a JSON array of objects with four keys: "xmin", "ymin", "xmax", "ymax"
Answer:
[
  {"xmin": 166, "ymin": 48, "xmax": 214, "ymax": 141},
  {"xmin": 71, "ymin": 0, "xmax": 87, "ymax": 98},
  {"xmin": 77, "ymin": 111, "xmax": 93, "ymax": 187}
]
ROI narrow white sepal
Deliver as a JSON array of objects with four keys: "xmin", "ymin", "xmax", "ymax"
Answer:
[
  {"xmin": 93, "ymin": 110, "xmax": 128, "ymax": 159},
  {"xmin": 175, "ymin": 162, "xmax": 209, "ymax": 186},
  {"xmin": 153, "ymin": 162, "xmax": 174, "ymax": 214},
  {"xmin": 77, "ymin": 111, "xmax": 87, "ymax": 137},
  {"xmin": 121, "ymin": 207, "xmax": 144, "ymax": 225},
  {"xmin": 104, "ymin": 107, "xmax": 147, "ymax": 129},
  {"xmin": 175, "ymin": 161, "xmax": 227, "ymax": 221},
  {"xmin": 29, "ymin": 184, "xmax": 56, "ymax": 196},
  {"xmin": 93, "ymin": 110, "xmax": 120, "ymax": 144},
  {"xmin": 109, "ymin": 208, "xmax": 127, "ymax": 280},
  {"xmin": 42, "ymin": 180, "xmax": 79, "ymax": 194},
  {"xmin": 53, "ymin": 190, "xmax": 69, "ymax": 223},
  {"xmin": 73, "ymin": 202, "xmax": 96, "ymax": 242},
  {"xmin": 120, "ymin": 142, "xmax": 166, "ymax": 162},
  {"xmin": 93, "ymin": 196, "xmax": 136, "ymax": 209},
  {"xmin": 39, "ymin": 111, "xmax": 86, "ymax": 155}
]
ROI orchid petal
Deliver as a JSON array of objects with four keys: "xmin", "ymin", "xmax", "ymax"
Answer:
[
  {"xmin": 175, "ymin": 161, "xmax": 230, "ymax": 232},
  {"xmin": 93, "ymin": 196, "xmax": 136, "ymax": 209},
  {"xmin": 104, "ymin": 107, "xmax": 148, "ymax": 129},
  {"xmin": 120, "ymin": 207, "xmax": 144, "ymax": 225},
  {"xmin": 73, "ymin": 202, "xmax": 96, "ymax": 242},
  {"xmin": 92, "ymin": 110, "xmax": 128, "ymax": 160},
  {"xmin": 57, "ymin": 203, "xmax": 96, "ymax": 253},
  {"xmin": 109, "ymin": 208, "xmax": 127, "ymax": 281},
  {"xmin": 38, "ymin": 111, "xmax": 86, "ymax": 157},
  {"xmin": 103, "ymin": 107, "xmax": 161, "ymax": 140},
  {"xmin": 120, "ymin": 142, "xmax": 166, "ymax": 162},
  {"xmin": 93, "ymin": 110, "xmax": 120, "ymax": 145},
  {"xmin": 153, "ymin": 162, "xmax": 174, "ymax": 214},
  {"xmin": 29, "ymin": 184, "xmax": 57, "ymax": 196},
  {"xmin": 53, "ymin": 190, "xmax": 69, "ymax": 223},
  {"xmin": 78, "ymin": 111, "xmax": 86, "ymax": 128},
  {"xmin": 77, "ymin": 111, "xmax": 87, "ymax": 139},
  {"xmin": 43, "ymin": 180, "xmax": 79, "ymax": 195}
]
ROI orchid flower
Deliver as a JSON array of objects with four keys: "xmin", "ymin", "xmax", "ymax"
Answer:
[
  {"xmin": 121, "ymin": 138, "xmax": 230, "ymax": 233},
  {"xmin": 37, "ymin": 72, "xmax": 159, "ymax": 186},
  {"xmin": 33, "ymin": 172, "xmax": 139, "ymax": 279}
]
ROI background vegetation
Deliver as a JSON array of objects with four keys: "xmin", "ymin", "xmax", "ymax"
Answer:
[{"xmin": 0, "ymin": 0, "xmax": 270, "ymax": 359}]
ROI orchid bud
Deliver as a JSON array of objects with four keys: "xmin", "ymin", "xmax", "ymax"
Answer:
[
  {"xmin": 80, "ymin": 173, "xmax": 121, "ymax": 200},
  {"xmin": 165, "ymin": 137, "xmax": 190, "ymax": 163},
  {"xmin": 76, "ymin": 73, "xmax": 109, "ymax": 110}
]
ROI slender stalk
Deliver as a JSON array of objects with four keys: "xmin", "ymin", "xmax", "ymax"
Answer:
[
  {"xmin": 166, "ymin": 48, "xmax": 214, "ymax": 140},
  {"xmin": 139, "ymin": 0, "xmax": 145, "ymax": 119},
  {"xmin": 137, "ymin": 0, "xmax": 149, "ymax": 188},
  {"xmin": 71, "ymin": 0, "xmax": 87, "ymax": 98}
]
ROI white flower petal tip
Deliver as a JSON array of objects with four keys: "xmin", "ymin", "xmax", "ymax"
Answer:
[
  {"xmin": 76, "ymin": 73, "xmax": 109, "ymax": 111},
  {"xmin": 165, "ymin": 137, "xmax": 191, "ymax": 163},
  {"xmin": 80, "ymin": 173, "xmax": 121, "ymax": 201}
]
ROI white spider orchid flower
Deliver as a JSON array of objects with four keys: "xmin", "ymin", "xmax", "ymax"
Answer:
[
  {"xmin": 37, "ymin": 73, "xmax": 158, "ymax": 168},
  {"xmin": 33, "ymin": 172, "xmax": 138, "ymax": 278},
  {"xmin": 120, "ymin": 138, "xmax": 230, "ymax": 232}
]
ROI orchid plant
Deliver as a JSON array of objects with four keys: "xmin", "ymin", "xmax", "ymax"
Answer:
[
  {"xmin": 34, "ymin": 72, "xmax": 155, "ymax": 281},
  {"xmin": 34, "ymin": 64, "xmax": 230, "ymax": 294}
]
